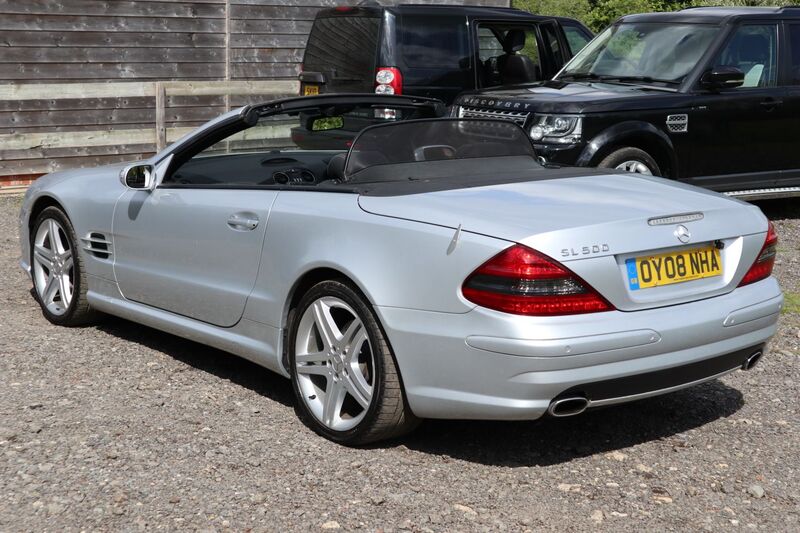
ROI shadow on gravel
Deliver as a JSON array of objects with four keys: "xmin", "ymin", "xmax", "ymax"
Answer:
[
  {"xmin": 753, "ymin": 198, "xmax": 800, "ymax": 220},
  {"xmin": 403, "ymin": 380, "xmax": 744, "ymax": 466},
  {"xmin": 96, "ymin": 316, "xmax": 294, "ymax": 408}
]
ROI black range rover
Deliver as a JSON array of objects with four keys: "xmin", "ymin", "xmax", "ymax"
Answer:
[{"xmin": 455, "ymin": 6, "xmax": 800, "ymax": 199}]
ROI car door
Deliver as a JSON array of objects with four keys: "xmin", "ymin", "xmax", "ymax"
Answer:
[
  {"xmin": 111, "ymin": 95, "xmax": 446, "ymax": 328},
  {"xmin": 688, "ymin": 23, "xmax": 786, "ymax": 188},
  {"xmin": 778, "ymin": 21, "xmax": 800, "ymax": 183},
  {"xmin": 113, "ymin": 186, "xmax": 276, "ymax": 328}
]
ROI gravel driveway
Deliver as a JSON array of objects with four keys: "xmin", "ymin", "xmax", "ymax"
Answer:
[{"xmin": 0, "ymin": 195, "xmax": 797, "ymax": 532}]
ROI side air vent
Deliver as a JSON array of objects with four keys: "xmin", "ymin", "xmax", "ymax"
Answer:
[{"xmin": 81, "ymin": 232, "xmax": 112, "ymax": 260}]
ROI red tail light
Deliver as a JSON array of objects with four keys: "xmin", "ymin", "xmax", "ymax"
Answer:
[
  {"xmin": 462, "ymin": 245, "xmax": 614, "ymax": 316},
  {"xmin": 738, "ymin": 221, "xmax": 778, "ymax": 287},
  {"xmin": 375, "ymin": 67, "xmax": 403, "ymax": 95}
]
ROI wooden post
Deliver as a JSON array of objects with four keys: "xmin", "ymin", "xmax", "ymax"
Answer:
[{"xmin": 155, "ymin": 82, "xmax": 166, "ymax": 151}]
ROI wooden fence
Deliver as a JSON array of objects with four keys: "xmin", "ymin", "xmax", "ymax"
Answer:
[
  {"xmin": 0, "ymin": 0, "xmax": 510, "ymax": 183},
  {"xmin": 0, "ymin": 80, "xmax": 298, "ymax": 180}
]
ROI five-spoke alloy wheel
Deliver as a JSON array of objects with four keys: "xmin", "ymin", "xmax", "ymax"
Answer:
[
  {"xmin": 30, "ymin": 207, "xmax": 97, "ymax": 326},
  {"xmin": 289, "ymin": 280, "xmax": 418, "ymax": 445}
]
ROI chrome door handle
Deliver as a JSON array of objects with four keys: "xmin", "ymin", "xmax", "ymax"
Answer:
[{"xmin": 227, "ymin": 214, "xmax": 259, "ymax": 230}]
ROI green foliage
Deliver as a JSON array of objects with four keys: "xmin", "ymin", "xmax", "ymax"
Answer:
[
  {"xmin": 311, "ymin": 116, "xmax": 343, "ymax": 131},
  {"xmin": 513, "ymin": 0, "xmax": 790, "ymax": 33},
  {"xmin": 783, "ymin": 292, "xmax": 800, "ymax": 315}
]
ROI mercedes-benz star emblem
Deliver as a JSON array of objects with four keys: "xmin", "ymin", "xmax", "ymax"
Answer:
[{"xmin": 674, "ymin": 224, "xmax": 691, "ymax": 243}]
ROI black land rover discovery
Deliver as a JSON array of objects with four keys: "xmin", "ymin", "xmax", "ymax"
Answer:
[
  {"xmin": 299, "ymin": 3, "xmax": 592, "ymax": 104},
  {"xmin": 456, "ymin": 6, "xmax": 800, "ymax": 199}
]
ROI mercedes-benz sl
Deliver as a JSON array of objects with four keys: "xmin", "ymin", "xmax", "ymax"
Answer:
[{"xmin": 18, "ymin": 94, "xmax": 783, "ymax": 444}]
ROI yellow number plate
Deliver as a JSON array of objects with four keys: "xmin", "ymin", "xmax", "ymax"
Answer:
[
  {"xmin": 303, "ymin": 85, "xmax": 320, "ymax": 95},
  {"xmin": 626, "ymin": 246, "xmax": 722, "ymax": 290}
]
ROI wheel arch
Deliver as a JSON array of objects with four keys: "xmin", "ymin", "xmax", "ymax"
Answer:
[
  {"xmin": 28, "ymin": 194, "xmax": 69, "ymax": 234},
  {"xmin": 280, "ymin": 266, "xmax": 375, "ymax": 370},
  {"xmin": 577, "ymin": 121, "xmax": 678, "ymax": 178}
]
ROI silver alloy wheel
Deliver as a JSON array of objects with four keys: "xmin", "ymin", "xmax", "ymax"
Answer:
[
  {"xmin": 615, "ymin": 160, "xmax": 653, "ymax": 175},
  {"xmin": 32, "ymin": 218, "xmax": 74, "ymax": 316},
  {"xmin": 294, "ymin": 296, "xmax": 375, "ymax": 432}
]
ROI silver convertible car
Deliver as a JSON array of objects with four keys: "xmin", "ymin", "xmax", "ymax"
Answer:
[{"xmin": 19, "ymin": 94, "xmax": 783, "ymax": 445}]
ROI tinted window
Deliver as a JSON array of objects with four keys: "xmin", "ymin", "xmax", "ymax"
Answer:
[
  {"xmin": 790, "ymin": 25, "xmax": 800, "ymax": 84},
  {"xmin": 540, "ymin": 23, "xmax": 565, "ymax": 65},
  {"xmin": 563, "ymin": 24, "xmax": 591, "ymax": 55},
  {"xmin": 304, "ymin": 15, "xmax": 381, "ymax": 90},
  {"xmin": 400, "ymin": 15, "xmax": 469, "ymax": 68},
  {"xmin": 714, "ymin": 24, "xmax": 778, "ymax": 89}
]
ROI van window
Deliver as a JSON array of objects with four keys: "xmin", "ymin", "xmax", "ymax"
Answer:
[
  {"xmin": 789, "ymin": 24, "xmax": 800, "ymax": 84},
  {"xmin": 713, "ymin": 24, "xmax": 778, "ymax": 89},
  {"xmin": 304, "ymin": 15, "xmax": 381, "ymax": 91},
  {"xmin": 563, "ymin": 24, "xmax": 592, "ymax": 55},
  {"xmin": 400, "ymin": 15, "xmax": 469, "ymax": 68},
  {"xmin": 476, "ymin": 23, "xmax": 542, "ymax": 87}
]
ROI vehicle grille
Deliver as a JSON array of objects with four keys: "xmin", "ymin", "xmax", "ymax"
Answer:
[{"xmin": 458, "ymin": 106, "xmax": 530, "ymax": 126}]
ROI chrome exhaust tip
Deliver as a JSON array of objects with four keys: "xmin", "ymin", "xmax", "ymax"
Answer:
[
  {"xmin": 742, "ymin": 350, "xmax": 763, "ymax": 371},
  {"xmin": 548, "ymin": 396, "xmax": 589, "ymax": 417}
]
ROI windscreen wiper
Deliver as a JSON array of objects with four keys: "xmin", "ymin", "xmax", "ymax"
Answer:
[{"xmin": 597, "ymin": 75, "xmax": 680, "ymax": 85}]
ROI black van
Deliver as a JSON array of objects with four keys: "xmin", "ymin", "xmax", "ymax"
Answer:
[{"xmin": 299, "ymin": 3, "xmax": 593, "ymax": 104}]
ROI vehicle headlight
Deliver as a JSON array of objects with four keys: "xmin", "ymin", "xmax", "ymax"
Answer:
[{"xmin": 529, "ymin": 114, "xmax": 582, "ymax": 144}]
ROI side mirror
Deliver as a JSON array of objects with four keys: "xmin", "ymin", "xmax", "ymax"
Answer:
[
  {"xmin": 700, "ymin": 67, "xmax": 744, "ymax": 90},
  {"xmin": 120, "ymin": 164, "xmax": 155, "ymax": 190}
]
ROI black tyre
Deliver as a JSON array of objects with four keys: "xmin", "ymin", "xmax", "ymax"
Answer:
[
  {"xmin": 288, "ymin": 280, "xmax": 419, "ymax": 445},
  {"xmin": 30, "ymin": 207, "xmax": 98, "ymax": 326},
  {"xmin": 598, "ymin": 147, "xmax": 662, "ymax": 177}
]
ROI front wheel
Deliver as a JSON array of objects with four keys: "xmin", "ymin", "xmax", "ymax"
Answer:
[
  {"xmin": 288, "ymin": 280, "xmax": 419, "ymax": 445},
  {"xmin": 598, "ymin": 147, "xmax": 661, "ymax": 177},
  {"xmin": 30, "ymin": 207, "xmax": 98, "ymax": 326}
]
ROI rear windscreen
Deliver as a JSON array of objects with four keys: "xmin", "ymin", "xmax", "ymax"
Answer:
[{"xmin": 303, "ymin": 15, "xmax": 381, "ymax": 91}]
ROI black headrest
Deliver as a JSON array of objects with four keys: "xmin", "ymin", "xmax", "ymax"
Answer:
[
  {"xmin": 503, "ymin": 29, "xmax": 526, "ymax": 53},
  {"xmin": 327, "ymin": 153, "xmax": 346, "ymax": 181}
]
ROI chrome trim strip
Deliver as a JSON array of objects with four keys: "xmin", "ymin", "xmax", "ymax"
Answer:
[{"xmin": 588, "ymin": 366, "xmax": 740, "ymax": 408}]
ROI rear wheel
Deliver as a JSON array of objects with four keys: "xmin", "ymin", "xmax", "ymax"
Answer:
[
  {"xmin": 598, "ymin": 147, "xmax": 661, "ymax": 177},
  {"xmin": 288, "ymin": 280, "xmax": 419, "ymax": 445},
  {"xmin": 30, "ymin": 207, "xmax": 98, "ymax": 326}
]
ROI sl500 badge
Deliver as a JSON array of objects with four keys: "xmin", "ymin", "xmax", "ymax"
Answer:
[{"xmin": 561, "ymin": 244, "xmax": 610, "ymax": 257}]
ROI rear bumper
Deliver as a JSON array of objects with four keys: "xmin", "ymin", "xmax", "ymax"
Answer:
[{"xmin": 377, "ymin": 278, "xmax": 782, "ymax": 420}]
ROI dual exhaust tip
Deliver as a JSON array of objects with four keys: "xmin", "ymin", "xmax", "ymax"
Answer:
[{"xmin": 548, "ymin": 349, "xmax": 763, "ymax": 417}]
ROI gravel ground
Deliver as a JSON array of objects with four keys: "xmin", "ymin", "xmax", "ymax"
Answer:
[{"xmin": 0, "ymin": 195, "xmax": 798, "ymax": 532}]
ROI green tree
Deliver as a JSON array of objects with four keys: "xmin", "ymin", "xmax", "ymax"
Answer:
[
  {"xmin": 513, "ymin": 0, "xmax": 591, "ymax": 21},
  {"xmin": 513, "ymin": 0, "xmax": 793, "ymax": 33}
]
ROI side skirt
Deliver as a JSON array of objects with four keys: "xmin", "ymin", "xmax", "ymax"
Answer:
[{"xmin": 86, "ymin": 275, "xmax": 288, "ymax": 378}]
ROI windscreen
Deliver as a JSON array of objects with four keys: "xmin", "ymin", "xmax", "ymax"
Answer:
[
  {"xmin": 344, "ymin": 119, "xmax": 537, "ymax": 179},
  {"xmin": 559, "ymin": 23, "xmax": 720, "ymax": 84}
]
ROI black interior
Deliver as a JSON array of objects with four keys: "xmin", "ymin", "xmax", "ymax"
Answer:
[{"xmin": 166, "ymin": 151, "xmax": 346, "ymax": 187}]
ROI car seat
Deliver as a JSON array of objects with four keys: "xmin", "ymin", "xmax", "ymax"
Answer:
[{"xmin": 497, "ymin": 29, "xmax": 540, "ymax": 85}]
